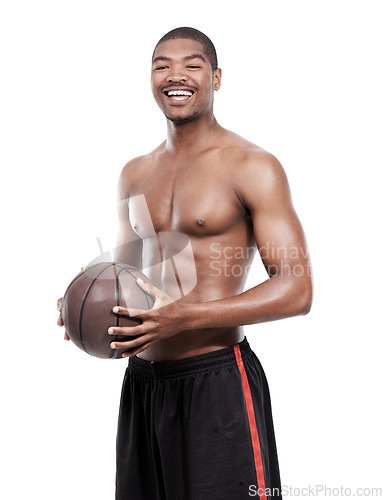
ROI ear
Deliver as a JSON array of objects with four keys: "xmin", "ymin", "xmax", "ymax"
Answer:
[{"xmin": 213, "ymin": 68, "xmax": 222, "ymax": 91}]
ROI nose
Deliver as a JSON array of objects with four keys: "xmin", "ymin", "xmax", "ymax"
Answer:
[{"xmin": 166, "ymin": 65, "xmax": 188, "ymax": 83}]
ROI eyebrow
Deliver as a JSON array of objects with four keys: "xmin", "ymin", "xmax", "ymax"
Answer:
[{"xmin": 152, "ymin": 54, "xmax": 206, "ymax": 64}]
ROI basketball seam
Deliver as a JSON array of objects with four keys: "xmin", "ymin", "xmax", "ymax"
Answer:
[
  {"xmin": 79, "ymin": 263, "xmax": 115, "ymax": 354},
  {"xmin": 110, "ymin": 267, "xmax": 138, "ymax": 359},
  {"xmin": 61, "ymin": 262, "xmax": 101, "ymax": 313},
  {"xmin": 109, "ymin": 266, "xmax": 154, "ymax": 359},
  {"xmin": 114, "ymin": 264, "xmax": 154, "ymax": 309},
  {"xmin": 109, "ymin": 267, "xmax": 121, "ymax": 360}
]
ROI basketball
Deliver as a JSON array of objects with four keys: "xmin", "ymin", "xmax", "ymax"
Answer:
[{"xmin": 61, "ymin": 262, "xmax": 154, "ymax": 359}]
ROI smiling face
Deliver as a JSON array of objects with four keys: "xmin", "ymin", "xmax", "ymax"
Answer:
[{"xmin": 151, "ymin": 38, "xmax": 221, "ymax": 123}]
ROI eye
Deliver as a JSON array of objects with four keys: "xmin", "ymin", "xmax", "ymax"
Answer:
[
  {"xmin": 187, "ymin": 65, "xmax": 200, "ymax": 69},
  {"xmin": 154, "ymin": 66, "xmax": 168, "ymax": 71}
]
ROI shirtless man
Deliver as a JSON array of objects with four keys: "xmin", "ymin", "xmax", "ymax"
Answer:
[{"xmin": 58, "ymin": 27, "xmax": 312, "ymax": 499}]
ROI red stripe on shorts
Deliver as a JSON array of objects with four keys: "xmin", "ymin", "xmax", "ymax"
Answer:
[{"xmin": 234, "ymin": 344, "xmax": 267, "ymax": 499}]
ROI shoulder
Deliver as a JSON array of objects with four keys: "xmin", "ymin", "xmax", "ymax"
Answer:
[
  {"xmin": 216, "ymin": 130, "xmax": 291, "ymax": 210},
  {"xmin": 119, "ymin": 154, "xmax": 147, "ymax": 178},
  {"xmin": 117, "ymin": 143, "xmax": 165, "ymax": 200},
  {"xmin": 117, "ymin": 156, "xmax": 145, "ymax": 201},
  {"xmin": 217, "ymin": 130, "xmax": 289, "ymax": 194},
  {"xmin": 238, "ymin": 148, "xmax": 288, "ymax": 192}
]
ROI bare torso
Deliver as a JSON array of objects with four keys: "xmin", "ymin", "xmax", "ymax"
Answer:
[
  {"xmin": 58, "ymin": 37, "xmax": 311, "ymax": 360},
  {"xmin": 117, "ymin": 127, "xmax": 262, "ymax": 361}
]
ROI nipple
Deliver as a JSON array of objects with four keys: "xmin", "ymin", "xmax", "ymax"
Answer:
[{"xmin": 196, "ymin": 218, "xmax": 205, "ymax": 227}]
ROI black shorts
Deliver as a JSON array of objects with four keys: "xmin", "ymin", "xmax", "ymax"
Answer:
[{"xmin": 115, "ymin": 337, "xmax": 282, "ymax": 499}]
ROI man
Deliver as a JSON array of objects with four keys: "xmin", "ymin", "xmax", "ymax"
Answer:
[{"xmin": 58, "ymin": 27, "xmax": 312, "ymax": 499}]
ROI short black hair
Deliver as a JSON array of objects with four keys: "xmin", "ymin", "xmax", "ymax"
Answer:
[{"xmin": 152, "ymin": 27, "xmax": 218, "ymax": 71}]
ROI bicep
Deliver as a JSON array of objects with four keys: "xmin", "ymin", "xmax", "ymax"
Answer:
[
  {"xmin": 240, "ymin": 156, "xmax": 310, "ymax": 277},
  {"xmin": 113, "ymin": 195, "xmax": 143, "ymax": 268}
]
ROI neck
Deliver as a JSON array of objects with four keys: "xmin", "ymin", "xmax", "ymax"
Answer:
[{"xmin": 165, "ymin": 112, "xmax": 221, "ymax": 154}]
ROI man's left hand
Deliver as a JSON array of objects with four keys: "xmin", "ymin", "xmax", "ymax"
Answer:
[{"xmin": 108, "ymin": 278, "xmax": 188, "ymax": 357}]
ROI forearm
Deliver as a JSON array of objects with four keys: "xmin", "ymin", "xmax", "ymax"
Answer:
[{"xmin": 185, "ymin": 274, "xmax": 312, "ymax": 330}]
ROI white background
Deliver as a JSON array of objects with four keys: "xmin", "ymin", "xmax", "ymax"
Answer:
[{"xmin": 1, "ymin": 1, "xmax": 382, "ymax": 498}]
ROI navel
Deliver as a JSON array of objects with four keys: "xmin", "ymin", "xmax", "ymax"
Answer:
[{"xmin": 196, "ymin": 218, "xmax": 205, "ymax": 227}]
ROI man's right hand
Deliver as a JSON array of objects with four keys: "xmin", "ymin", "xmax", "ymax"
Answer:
[{"xmin": 57, "ymin": 296, "xmax": 70, "ymax": 341}]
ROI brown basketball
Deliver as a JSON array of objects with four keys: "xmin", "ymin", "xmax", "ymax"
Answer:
[{"xmin": 61, "ymin": 262, "xmax": 154, "ymax": 359}]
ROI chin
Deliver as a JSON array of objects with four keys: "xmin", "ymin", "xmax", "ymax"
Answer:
[{"xmin": 165, "ymin": 110, "xmax": 198, "ymax": 123}]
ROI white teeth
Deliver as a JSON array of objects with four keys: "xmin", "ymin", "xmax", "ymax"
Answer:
[{"xmin": 167, "ymin": 90, "xmax": 193, "ymax": 96}]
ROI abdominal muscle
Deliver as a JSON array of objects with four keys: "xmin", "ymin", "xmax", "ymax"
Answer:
[{"xmin": 135, "ymin": 235, "xmax": 253, "ymax": 362}]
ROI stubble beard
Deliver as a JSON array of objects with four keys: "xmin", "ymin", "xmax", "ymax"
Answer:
[{"xmin": 164, "ymin": 109, "xmax": 200, "ymax": 123}]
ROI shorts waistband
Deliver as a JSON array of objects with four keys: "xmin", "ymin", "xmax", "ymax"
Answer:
[{"xmin": 127, "ymin": 337, "xmax": 252, "ymax": 379}]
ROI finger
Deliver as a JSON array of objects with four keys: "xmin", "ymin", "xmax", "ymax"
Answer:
[
  {"xmin": 110, "ymin": 333, "xmax": 154, "ymax": 351},
  {"xmin": 57, "ymin": 314, "xmax": 64, "ymax": 326},
  {"xmin": 64, "ymin": 332, "xmax": 70, "ymax": 341},
  {"xmin": 121, "ymin": 341, "xmax": 155, "ymax": 358},
  {"xmin": 57, "ymin": 297, "xmax": 63, "ymax": 312},
  {"xmin": 136, "ymin": 278, "xmax": 175, "ymax": 309},
  {"xmin": 108, "ymin": 324, "xmax": 147, "ymax": 337},
  {"xmin": 112, "ymin": 306, "xmax": 147, "ymax": 318},
  {"xmin": 136, "ymin": 278, "xmax": 160, "ymax": 297}
]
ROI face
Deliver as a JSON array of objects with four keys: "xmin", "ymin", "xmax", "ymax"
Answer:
[{"xmin": 151, "ymin": 38, "xmax": 221, "ymax": 123}]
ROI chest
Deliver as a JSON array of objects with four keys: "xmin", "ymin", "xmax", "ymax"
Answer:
[{"xmin": 128, "ymin": 159, "xmax": 245, "ymax": 238}]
